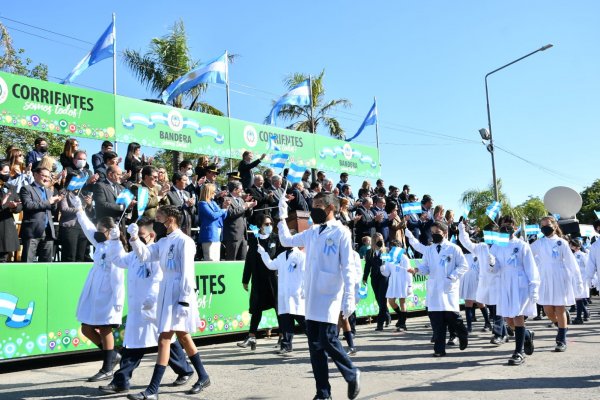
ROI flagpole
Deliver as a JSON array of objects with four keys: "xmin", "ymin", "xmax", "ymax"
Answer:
[
  {"xmin": 112, "ymin": 13, "xmax": 118, "ymax": 154},
  {"xmin": 308, "ymin": 76, "xmax": 316, "ymax": 183},
  {"xmin": 226, "ymin": 50, "xmax": 233, "ymax": 173},
  {"xmin": 373, "ymin": 96, "xmax": 380, "ymax": 167}
]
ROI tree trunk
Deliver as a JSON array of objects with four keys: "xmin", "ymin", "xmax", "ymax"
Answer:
[{"xmin": 171, "ymin": 150, "xmax": 183, "ymax": 171}]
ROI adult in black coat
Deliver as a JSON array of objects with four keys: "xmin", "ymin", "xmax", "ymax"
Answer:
[
  {"xmin": 93, "ymin": 165, "xmax": 128, "ymax": 222},
  {"xmin": 237, "ymin": 151, "xmax": 266, "ymax": 191},
  {"xmin": 288, "ymin": 182, "xmax": 309, "ymax": 212},
  {"xmin": 239, "ymin": 214, "xmax": 281, "ymax": 349},
  {"xmin": 248, "ymin": 175, "xmax": 274, "ymax": 225},
  {"xmin": 223, "ymin": 181, "xmax": 257, "ymax": 260},
  {"xmin": 162, "ymin": 172, "xmax": 196, "ymax": 237},
  {"xmin": 354, "ymin": 197, "xmax": 377, "ymax": 246},
  {"xmin": 0, "ymin": 161, "xmax": 23, "ymax": 262},
  {"xmin": 362, "ymin": 236, "xmax": 390, "ymax": 330}
]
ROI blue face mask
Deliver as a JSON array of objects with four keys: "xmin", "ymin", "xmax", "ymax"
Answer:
[{"xmin": 263, "ymin": 225, "xmax": 273, "ymax": 235}]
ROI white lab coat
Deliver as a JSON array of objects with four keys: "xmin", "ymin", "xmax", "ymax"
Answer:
[
  {"xmin": 573, "ymin": 250, "xmax": 589, "ymax": 299},
  {"xmin": 75, "ymin": 211, "xmax": 125, "ymax": 326},
  {"xmin": 416, "ymin": 239, "xmax": 468, "ymax": 312},
  {"xmin": 380, "ymin": 253, "xmax": 413, "ymax": 299},
  {"xmin": 131, "ymin": 229, "xmax": 200, "ymax": 333},
  {"xmin": 585, "ymin": 240, "xmax": 600, "ymax": 287},
  {"xmin": 351, "ymin": 250, "xmax": 363, "ymax": 304},
  {"xmin": 278, "ymin": 220, "xmax": 355, "ymax": 324},
  {"xmin": 531, "ymin": 235, "xmax": 583, "ymax": 306},
  {"xmin": 457, "ymin": 224, "xmax": 498, "ymax": 305},
  {"xmin": 459, "ymin": 253, "xmax": 479, "ymax": 301},
  {"xmin": 259, "ymin": 247, "xmax": 306, "ymax": 316},
  {"xmin": 107, "ymin": 239, "xmax": 161, "ymax": 348},
  {"xmin": 492, "ymin": 238, "xmax": 540, "ymax": 318}
]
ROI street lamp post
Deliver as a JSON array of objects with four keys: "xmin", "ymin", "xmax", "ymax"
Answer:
[{"xmin": 482, "ymin": 44, "xmax": 553, "ymax": 201}]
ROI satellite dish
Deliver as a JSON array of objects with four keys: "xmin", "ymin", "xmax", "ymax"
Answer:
[{"xmin": 543, "ymin": 186, "xmax": 582, "ymax": 220}]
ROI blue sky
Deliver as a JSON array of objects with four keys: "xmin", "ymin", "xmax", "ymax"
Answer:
[{"xmin": 1, "ymin": 1, "xmax": 598, "ymax": 212}]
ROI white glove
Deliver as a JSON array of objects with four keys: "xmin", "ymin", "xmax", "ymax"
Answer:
[
  {"xmin": 256, "ymin": 244, "xmax": 267, "ymax": 255},
  {"xmin": 176, "ymin": 304, "xmax": 188, "ymax": 318},
  {"xmin": 109, "ymin": 226, "xmax": 120, "ymax": 240},
  {"xmin": 114, "ymin": 305, "xmax": 123, "ymax": 312},
  {"xmin": 379, "ymin": 265, "xmax": 386, "ymax": 274},
  {"xmin": 407, "ymin": 285, "xmax": 414, "ymax": 296},
  {"xmin": 342, "ymin": 300, "xmax": 356, "ymax": 320},
  {"xmin": 71, "ymin": 195, "xmax": 82, "ymax": 210},
  {"xmin": 404, "ymin": 228, "xmax": 413, "ymax": 239},
  {"xmin": 127, "ymin": 223, "xmax": 139, "ymax": 238},
  {"xmin": 278, "ymin": 193, "xmax": 288, "ymax": 219},
  {"xmin": 142, "ymin": 297, "xmax": 154, "ymax": 310},
  {"xmin": 529, "ymin": 287, "xmax": 539, "ymax": 304}
]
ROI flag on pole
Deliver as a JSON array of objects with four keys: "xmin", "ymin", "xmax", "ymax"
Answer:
[
  {"xmin": 248, "ymin": 224, "xmax": 260, "ymax": 238},
  {"xmin": 401, "ymin": 202, "xmax": 422, "ymax": 215},
  {"xmin": 66, "ymin": 174, "xmax": 87, "ymax": 191},
  {"xmin": 286, "ymin": 163, "xmax": 306, "ymax": 184},
  {"xmin": 62, "ymin": 20, "xmax": 115, "ymax": 84},
  {"xmin": 270, "ymin": 153, "xmax": 289, "ymax": 169},
  {"xmin": 136, "ymin": 187, "xmax": 150, "ymax": 220},
  {"xmin": 267, "ymin": 134, "xmax": 281, "ymax": 152},
  {"xmin": 485, "ymin": 201, "xmax": 501, "ymax": 221},
  {"xmin": 267, "ymin": 80, "xmax": 311, "ymax": 125},
  {"xmin": 116, "ymin": 189, "xmax": 134, "ymax": 209},
  {"xmin": 346, "ymin": 100, "xmax": 377, "ymax": 142},
  {"xmin": 525, "ymin": 225, "xmax": 541, "ymax": 235},
  {"xmin": 161, "ymin": 52, "xmax": 228, "ymax": 104}
]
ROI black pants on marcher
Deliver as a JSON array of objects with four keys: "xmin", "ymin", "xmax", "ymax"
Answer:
[
  {"xmin": 278, "ymin": 313, "xmax": 306, "ymax": 350},
  {"xmin": 372, "ymin": 277, "xmax": 389, "ymax": 328},
  {"xmin": 111, "ymin": 341, "xmax": 193, "ymax": 389},
  {"xmin": 249, "ymin": 309, "xmax": 281, "ymax": 335},
  {"xmin": 306, "ymin": 320, "xmax": 358, "ymax": 399},
  {"xmin": 59, "ymin": 225, "xmax": 89, "ymax": 262},
  {"xmin": 428, "ymin": 311, "xmax": 468, "ymax": 355}
]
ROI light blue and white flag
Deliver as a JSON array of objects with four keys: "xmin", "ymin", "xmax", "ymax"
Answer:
[
  {"xmin": 401, "ymin": 202, "xmax": 422, "ymax": 215},
  {"xmin": 161, "ymin": 52, "xmax": 228, "ymax": 104},
  {"xmin": 553, "ymin": 213, "xmax": 561, "ymax": 221},
  {"xmin": 270, "ymin": 153, "xmax": 289, "ymax": 169},
  {"xmin": 62, "ymin": 20, "xmax": 115, "ymax": 84},
  {"xmin": 267, "ymin": 80, "xmax": 311, "ymax": 125},
  {"xmin": 136, "ymin": 187, "xmax": 150, "ymax": 220},
  {"xmin": 483, "ymin": 231, "xmax": 510, "ymax": 246},
  {"xmin": 267, "ymin": 133, "xmax": 281, "ymax": 152},
  {"xmin": 67, "ymin": 174, "xmax": 87, "ymax": 191},
  {"xmin": 286, "ymin": 163, "xmax": 306, "ymax": 184},
  {"xmin": 248, "ymin": 224, "xmax": 260, "ymax": 238},
  {"xmin": 116, "ymin": 188, "xmax": 135, "ymax": 209},
  {"xmin": 462, "ymin": 205, "xmax": 471, "ymax": 220},
  {"xmin": 525, "ymin": 224, "xmax": 541, "ymax": 235},
  {"xmin": 0, "ymin": 292, "xmax": 34, "ymax": 328},
  {"xmin": 346, "ymin": 100, "xmax": 377, "ymax": 142},
  {"xmin": 595, "ymin": 210, "xmax": 600, "ymax": 220},
  {"xmin": 485, "ymin": 201, "xmax": 501, "ymax": 221}
]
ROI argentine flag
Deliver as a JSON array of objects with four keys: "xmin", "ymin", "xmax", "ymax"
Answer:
[
  {"xmin": 485, "ymin": 201, "xmax": 501, "ymax": 221},
  {"xmin": 267, "ymin": 80, "xmax": 311, "ymax": 125},
  {"xmin": 67, "ymin": 174, "xmax": 87, "ymax": 191},
  {"xmin": 346, "ymin": 100, "xmax": 377, "ymax": 142},
  {"xmin": 62, "ymin": 20, "xmax": 115, "ymax": 84},
  {"xmin": 483, "ymin": 231, "xmax": 510, "ymax": 246},
  {"xmin": 116, "ymin": 189, "xmax": 135, "ymax": 209},
  {"xmin": 525, "ymin": 225, "xmax": 541, "ymax": 235},
  {"xmin": 286, "ymin": 163, "xmax": 306, "ymax": 184},
  {"xmin": 161, "ymin": 52, "xmax": 228, "ymax": 104},
  {"xmin": 136, "ymin": 187, "xmax": 150, "ymax": 220},
  {"xmin": 401, "ymin": 202, "xmax": 422, "ymax": 215},
  {"xmin": 270, "ymin": 153, "xmax": 289, "ymax": 169}
]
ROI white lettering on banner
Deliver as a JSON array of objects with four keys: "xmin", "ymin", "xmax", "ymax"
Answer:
[
  {"xmin": 54, "ymin": 104, "xmax": 78, "ymax": 118},
  {"xmin": 197, "ymin": 292, "xmax": 213, "ymax": 309},
  {"xmin": 23, "ymin": 101, "xmax": 52, "ymax": 115}
]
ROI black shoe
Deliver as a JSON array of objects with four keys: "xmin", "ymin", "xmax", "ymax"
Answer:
[
  {"xmin": 490, "ymin": 335, "xmax": 507, "ymax": 345},
  {"xmin": 348, "ymin": 369, "xmax": 360, "ymax": 400},
  {"xmin": 569, "ymin": 305, "xmax": 576, "ymax": 313},
  {"xmin": 430, "ymin": 334, "xmax": 435, "ymax": 344},
  {"xmin": 508, "ymin": 352, "xmax": 525, "ymax": 366},
  {"xmin": 88, "ymin": 370, "xmax": 113, "ymax": 382},
  {"xmin": 385, "ymin": 314, "xmax": 391, "ymax": 327},
  {"xmin": 524, "ymin": 330, "xmax": 535, "ymax": 356},
  {"xmin": 347, "ymin": 347, "xmax": 358, "ymax": 356},
  {"xmin": 374, "ymin": 327, "xmax": 384, "ymax": 332},
  {"xmin": 533, "ymin": 315, "xmax": 542, "ymax": 321},
  {"xmin": 482, "ymin": 324, "xmax": 492, "ymax": 332},
  {"xmin": 273, "ymin": 336, "xmax": 283, "ymax": 349},
  {"xmin": 447, "ymin": 336, "xmax": 457, "ymax": 346},
  {"xmin": 172, "ymin": 373, "xmax": 193, "ymax": 386},
  {"xmin": 459, "ymin": 335, "xmax": 468, "ymax": 351},
  {"xmin": 98, "ymin": 383, "xmax": 129, "ymax": 394},
  {"xmin": 276, "ymin": 348, "xmax": 294, "ymax": 357},
  {"xmin": 312, "ymin": 396, "xmax": 332, "ymax": 400},
  {"xmin": 187, "ymin": 377, "xmax": 211, "ymax": 394},
  {"xmin": 432, "ymin": 352, "xmax": 446, "ymax": 357},
  {"xmin": 583, "ymin": 316, "xmax": 590, "ymax": 321},
  {"xmin": 572, "ymin": 318, "xmax": 584, "ymax": 325},
  {"xmin": 111, "ymin": 352, "xmax": 122, "ymax": 371},
  {"xmin": 555, "ymin": 342, "xmax": 567, "ymax": 352},
  {"xmin": 127, "ymin": 392, "xmax": 158, "ymax": 400},
  {"xmin": 237, "ymin": 337, "xmax": 256, "ymax": 350},
  {"xmin": 506, "ymin": 326, "xmax": 514, "ymax": 337}
]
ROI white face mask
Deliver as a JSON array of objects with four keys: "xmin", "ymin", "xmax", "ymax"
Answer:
[
  {"xmin": 74, "ymin": 160, "xmax": 86, "ymax": 169},
  {"xmin": 186, "ymin": 169, "xmax": 193, "ymax": 177}
]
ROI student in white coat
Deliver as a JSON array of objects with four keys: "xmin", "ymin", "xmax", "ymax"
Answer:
[
  {"xmin": 380, "ymin": 242, "xmax": 414, "ymax": 332},
  {"xmin": 570, "ymin": 239, "xmax": 590, "ymax": 324},
  {"xmin": 127, "ymin": 205, "xmax": 210, "ymax": 399},
  {"xmin": 585, "ymin": 221, "xmax": 600, "ymax": 306},
  {"xmin": 531, "ymin": 216, "xmax": 583, "ymax": 352},
  {"xmin": 278, "ymin": 192, "xmax": 360, "ymax": 400},
  {"xmin": 72, "ymin": 196, "xmax": 125, "ymax": 382},
  {"xmin": 412, "ymin": 221, "xmax": 469, "ymax": 357},
  {"xmin": 492, "ymin": 216, "xmax": 540, "ymax": 365},
  {"xmin": 98, "ymin": 217, "xmax": 194, "ymax": 395},
  {"xmin": 257, "ymin": 240, "xmax": 306, "ymax": 356}
]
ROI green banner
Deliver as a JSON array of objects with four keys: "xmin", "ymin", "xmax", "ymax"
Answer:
[
  {"xmin": 313, "ymin": 135, "xmax": 380, "ymax": 178},
  {"xmin": 115, "ymin": 96, "xmax": 231, "ymax": 158},
  {"xmin": 0, "ymin": 71, "xmax": 116, "ymax": 140},
  {"xmin": 228, "ymin": 118, "xmax": 317, "ymax": 169}
]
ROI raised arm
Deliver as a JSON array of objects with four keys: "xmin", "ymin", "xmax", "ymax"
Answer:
[
  {"xmin": 257, "ymin": 244, "xmax": 281, "ymax": 271},
  {"xmin": 457, "ymin": 222, "xmax": 478, "ymax": 254},
  {"xmin": 404, "ymin": 228, "xmax": 428, "ymax": 254}
]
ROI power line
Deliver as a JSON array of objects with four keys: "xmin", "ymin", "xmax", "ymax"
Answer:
[{"xmin": 0, "ymin": 16, "xmax": 94, "ymax": 44}]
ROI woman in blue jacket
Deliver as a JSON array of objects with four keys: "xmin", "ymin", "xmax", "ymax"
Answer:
[{"xmin": 197, "ymin": 183, "xmax": 230, "ymax": 261}]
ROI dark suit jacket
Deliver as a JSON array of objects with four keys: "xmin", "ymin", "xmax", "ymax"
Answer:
[
  {"xmin": 355, "ymin": 206, "xmax": 376, "ymax": 240},
  {"xmin": 92, "ymin": 152, "xmax": 104, "ymax": 172},
  {"xmin": 289, "ymin": 188, "xmax": 309, "ymax": 212},
  {"xmin": 19, "ymin": 183, "xmax": 57, "ymax": 240},
  {"xmin": 223, "ymin": 196, "xmax": 250, "ymax": 242},
  {"xmin": 93, "ymin": 180, "xmax": 125, "ymax": 220},
  {"xmin": 248, "ymin": 185, "xmax": 272, "ymax": 224},
  {"xmin": 163, "ymin": 188, "xmax": 196, "ymax": 236},
  {"xmin": 238, "ymin": 159, "xmax": 261, "ymax": 190},
  {"xmin": 0, "ymin": 183, "xmax": 23, "ymax": 252},
  {"xmin": 268, "ymin": 187, "xmax": 285, "ymax": 220}
]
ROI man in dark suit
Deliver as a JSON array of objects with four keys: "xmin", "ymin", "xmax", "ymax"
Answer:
[
  {"xmin": 288, "ymin": 182, "xmax": 309, "ymax": 212},
  {"xmin": 93, "ymin": 165, "xmax": 129, "ymax": 221},
  {"xmin": 19, "ymin": 167, "xmax": 63, "ymax": 262},
  {"xmin": 92, "ymin": 141, "xmax": 114, "ymax": 173},
  {"xmin": 268, "ymin": 175, "xmax": 285, "ymax": 222},
  {"xmin": 163, "ymin": 172, "xmax": 196, "ymax": 237},
  {"xmin": 248, "ymin": 175, "xmax": 273, "ymax": 225},
  {"xmin": 95, "ymin": 151, "xmax": 120, "ymax": 182},
  {"xmin": 237, "ymin": 151, "xmax": 266, "ymax": 191},
  {"xmin": 223, "ymin": 181, "xmax": 256, "ymax": 260},
  {"xmin": 354, "ymin": 197, "xmax": 377, "ymax": 247}
]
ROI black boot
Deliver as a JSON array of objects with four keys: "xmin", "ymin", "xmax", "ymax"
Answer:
[
  {"xmin": 236, "ymin": 336, "xmax": 256, "ymax": 350},
  {"xmin": 393, "ymin": 307, "xmax": 402, "ymax": 327},
  {"xmin": 465, "ymin": 307, "xmax": 473, "ymax": 333},
  {"xmin": 397, "ymin": 311, "xmax": 408, "ymax": 331}
]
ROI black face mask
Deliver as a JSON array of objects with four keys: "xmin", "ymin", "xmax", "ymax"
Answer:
[
  {"xmin": 0, "ymin": 173, "xmax": 9, "ymax": 182},
  {"xmin": 94, "ymin": 232, "xmax": 108, "ymax": 243},
  {"xmin": 540, "ymin": 225, "xmax": 554, "ymax": 237},
  {"xmin": 499, "ymin": 225, "xmax": 514, "ymax": 235},
  {"xmin": 432, "ymin": 233, "xmax": 444, "ymax": 244},
  {"xmin": 376, "ymin": 240, "xmax": 384, "ymax": 247},
  {"xmin": 310, "ymin": 208, "xmax": 328, "ymax": 225},
  {"xmin": 139, "ymin": 236, "xmax": 147, "ymax": 245},
  {"xmin": 39, "ymin": 146, "xmax": 48, "ymax": 153}
]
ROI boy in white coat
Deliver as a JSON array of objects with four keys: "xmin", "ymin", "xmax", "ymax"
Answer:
[
  {"xmin": 98, "ymin": 217, "xmax": 194, "ymax": 394},
  {"xmin": 278, "ymin": 192, "xmax": 360, "ymax": 400},
  {"xmin": 257, "ymin": 242, "xmax": 306, "ymax": 355}
]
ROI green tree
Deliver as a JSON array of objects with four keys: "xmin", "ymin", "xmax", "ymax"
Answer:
[
  {"xmin": 267, "ymin": 70, "xmax": 350, "ymax": 139},
  {"xmin": 514, "ymin": 196, "xmax": 548, "ymax": 224},
  {"xmin": 0, "ymin": 24, "xmax": 65, "ymax": 157},
  {"xmin": 578, "ymin": 179, "xmax": 600, "ymax": 224},
  {"xmin": 460, "ymin": 180, "xmax": 522, "ymax": 228}
]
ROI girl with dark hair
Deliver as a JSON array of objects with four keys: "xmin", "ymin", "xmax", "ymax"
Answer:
[
  {"xmin": 362, "ymin": 232, "xmax": 390, "ymax": 330},
  {"xmin": 569, "ymin": 239, "xmax": 590, "ymax": 324},
  {"xmin": 124, "ymin": 142, "xmax": 152, "ymax": 183}
]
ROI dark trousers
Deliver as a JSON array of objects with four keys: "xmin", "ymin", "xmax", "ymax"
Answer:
[
  {"xmin": 305, "ymin": 320, "xmax": 357, "ymax": 398},
  {"xmin": 278, "ymin": 313, "xmax": 306, "ymax": 350},
  {"xmin": 22, "ymin": 234, "xmax": 54, "ymax": 262},
  {"xmin": 249, "ymin": 309, "xmax": 280, "ymax": 335},
  {"xmin": 0, "ymin": 252, "xmax": 10, "ymax": 262},
  {"xmin": 225, "ymin": 239, "xmax": 247, "ymax": 261},
  {"xmin": 112, "ymin": 342, "xmax": 193, "ymax": 389},
  {"xmin": 428, "ymin": 311, "xmax": 468, "ymax": 355},
  {"xmin": 488, "ymin": 304, "xmax": 507, "ymax": 337},
  {"xmin": 372, "ymin": 277, "xmax": 389, "ymax": 328},
  {"xmin": 59, "ymin": 225, "xmax": 90, "ymax": 262}
]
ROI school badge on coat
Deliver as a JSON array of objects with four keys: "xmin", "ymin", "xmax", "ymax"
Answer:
[{"xmin": 323, "ymin": 238, "xmax": 337, "ymax": 256}]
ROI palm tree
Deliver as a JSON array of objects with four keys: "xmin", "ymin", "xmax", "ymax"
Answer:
[
  {"xmin": 460, "ymin": 179, "xmax": 523, "ymax": 228},
  {"xmin": 122, "ymin": 19, "xmax": 225, "ymax": 166},
  {"xmin": 267, "ymin": 70, "xmax": 350, "ymax": 139}
]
